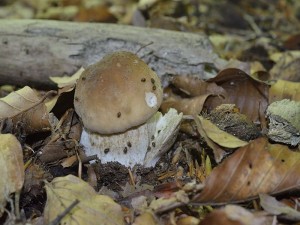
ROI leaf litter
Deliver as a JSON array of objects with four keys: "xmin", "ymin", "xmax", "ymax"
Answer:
[{"xmin": 0, "ymin": 1, "xmax": 300, "ymax": 224}]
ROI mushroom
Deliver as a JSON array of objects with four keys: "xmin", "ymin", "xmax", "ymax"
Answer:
[
  {"xmin": 74, "ymin": 51, "xmax": 163, "ymax": 134},
  {"xmin": 74, "ymin": 51, "xmax": 182, "ymax": 167}
]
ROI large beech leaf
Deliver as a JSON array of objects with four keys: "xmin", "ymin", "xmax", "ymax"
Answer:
[
  {"xmin": 206, "ymin": 68, "xmax": 269, "ymax": 126},
  {"xmin": 0, "ymin": 134, "xmax": 24, "ymax": 213},
  {"xmin": 0, "ymin": 86, "xmax": 51, "ymax": 134},
  {"xmin": 44, "ymin": 175, "xmax": 124, "ymax": 225},
  {"xmin": 193, "ymin": 138, "xmax": 300, "ymax": 204}
]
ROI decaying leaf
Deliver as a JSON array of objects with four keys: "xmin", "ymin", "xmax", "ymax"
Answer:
[
  {"xmin": 198, "ymin": 116, "xmax": 248, "ymax": 148},
  {"xmin": 269, "ymin": 79, "xmax": 300, "ymax": 103},
  {"xmin": 199, "ymin": 205, "xmax": 271, "ymax": 225},
  {"xmin": 44, "ymin": 175, "xmax": 124, "ymax": 225},
  {"xmin": 0, "ymin": 134, "xmax": 24, "ymax": 213},
  {"xmin": 266, "ymin": 99, "xmax": 300, "ymax": 146},
  {"xmin": 171, "ymin": 75, "xmax": 226, "ymax": 97},
  {"xmin": 0, "ymin": 86, "xmax": 51, "ymax": 134},
  {"xmin": 161, "ymin": 94, "xmax": 211, "ymax": 115},
  {"xmin": 192, "ymin": 138, "xmax": 300, "ymax": 204},
  {"xmin": 260, "ymin": 193, "xmax": 300, "ymax": 221},
  {"xmin": 206, "ymin": 68, "xmax": 269, "ymax": 126},
  {"xmin": 161, "ymin": 75, "xmax": 225, "ymax": 116},
  {"xmin": 80, "ymin": 108, "xmax": 182, "ymax": 168},
  {"xmin": 207, "ymin": 104, "xmax": 261, "ymax": 141}
]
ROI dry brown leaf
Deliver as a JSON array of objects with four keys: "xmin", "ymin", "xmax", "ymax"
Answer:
[
  {"xmin": 161, "ymin": 95, "xmax": 210, "ymax": 115},
  {"xmin": 260, "ymin": 193, "xmax": 300, "ymax": 221},
  {"xmin": 0, "ymin": 86, "xmax": 51, "ymax": 134},
  {"xmin": 206, "ymin": 68, "xmax": 269, "ymax": 126},
  {"xmin": 61, "ymin": 155, "xmax": 77, "ymax": 168},
  {"xmin": 199, "ymin": 205, "xmax": 271, "ymax": 225},
  {"xmin": 161, "ymin": 75, "xmax": 227, "ymax": 116},
  {"xmin": 44, "ymin": 175, "xmax": 124, "ymax": 225},
  {"xmin": 171, "ymin": 76, "xmax": 226, "ymax": 97},
  {"xmin": 0, "ymin": 134, "xmax": 24, "ymax": 213},
  {"xmin": 269, "ymin": 79, "xmax": 300, "ymax": 103},
  {"xmin": 23, "ymin": 163, "xmax": 50, "ymax": 194},
  {"xmin": 284, "ymin": 34, "xmax": 300, "ymax": 50},
  {"xmin": 38, "ymin": 140, "xmax": 69, "ymax": 163},
  {"xmin": 193, "ymin": 138, "xmax": 300, "ymax": 204},
  {"xmin": 74, "ymin": 5, "xmax": 117, "ymax": 22}
]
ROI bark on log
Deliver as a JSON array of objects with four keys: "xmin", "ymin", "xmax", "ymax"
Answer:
[{"xmin": 0, "ymin": 19, "xmax": 223, "ymax": 88}]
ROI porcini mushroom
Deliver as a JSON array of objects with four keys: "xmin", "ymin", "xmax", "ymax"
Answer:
[
  {"xmin": 74, "ymin": 51, "xmax": 182, "ymax": 167},
  {"xmin": 74, "ymin": 51, "xmax": 163, "ymax": 134}
]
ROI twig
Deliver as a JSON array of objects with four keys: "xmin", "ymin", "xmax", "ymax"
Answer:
[{"xmin": 48, "ymin": 199, "xmax": 80, "ymax": 225}]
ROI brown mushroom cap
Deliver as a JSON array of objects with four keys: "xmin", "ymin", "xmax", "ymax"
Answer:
[{"xmin": 74, "ymin": 51, "xmax": 163, "ymax": 134}]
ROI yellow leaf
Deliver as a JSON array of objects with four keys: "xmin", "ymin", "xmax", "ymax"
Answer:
[
  {"xmin": 44, "ymin": 175, "xmax": 124, "ymax": 225},
  {"xmin": 198, "ymin": 116, "xmax": 248, "ymax": 148},
  {"xmin": 269, "ymin": 79, "xmax": 300, "ymax": 103},
  {"xmin": 0, "ymin": 134, "xmax": 24, "ymax": 214},
  {"xmin": 50, "ymin": 67, "xmax": 84, "ymax": 89}
]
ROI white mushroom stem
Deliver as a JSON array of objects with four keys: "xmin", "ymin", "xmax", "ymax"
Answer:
[{"xmin": 80, "ymin": 109, "xmax": 183, "ymax": 168}]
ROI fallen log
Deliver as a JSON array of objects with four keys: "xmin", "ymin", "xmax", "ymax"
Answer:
[{"xmin": 0, "ymin": 19, "xmax": 226, "ymax": 88}]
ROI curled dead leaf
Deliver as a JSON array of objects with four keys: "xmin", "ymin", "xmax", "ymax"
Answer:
[
  {"xmin": 206, "ymin": 68, "xmax": 269, "ymax": 127},
  {"xmin": 193, "ymin": 138, "xmax": 300, "ymax": 204},
  {"xmin": 199, "ymin": 205, "xmax": 271, "ymax": 225},
  {"xmin": 0, "ymin": 86, "xmax": 51, "ymax": 134}
]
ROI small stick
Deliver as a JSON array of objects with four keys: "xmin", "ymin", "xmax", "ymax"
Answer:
[
  {"xmin": 135, "ymin": 41, "xmax": 154, "ymax": 54},
  {"xmin": 48, "ymin": 199, "xmax": 80, "ymax": 225}
]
